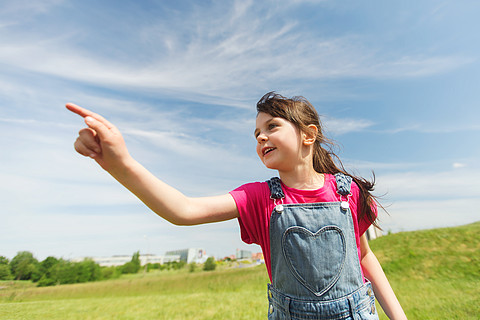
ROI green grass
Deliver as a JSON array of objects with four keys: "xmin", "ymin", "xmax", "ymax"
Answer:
[
  {"xmin": 1, "ymin": 222, "xmax": 479, "ymax": 319},
  {"xmin": 370, "ymin": 221, "xmax": 480, "ymax": 319}
]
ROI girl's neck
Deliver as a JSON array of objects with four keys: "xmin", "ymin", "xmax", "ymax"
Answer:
[{"xmin": 279, "ymin": 168, "xmax": 325, "ymax": 190}]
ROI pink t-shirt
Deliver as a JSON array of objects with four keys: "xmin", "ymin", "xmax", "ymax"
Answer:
[{"xmin": 229, "ymin": 173, "xmax": 376, "ymax": 282}]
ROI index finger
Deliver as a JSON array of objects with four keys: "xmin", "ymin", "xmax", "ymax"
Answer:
[{"xmin": 66, "ymin": 103, "xmax": 115, "ymax": 129}]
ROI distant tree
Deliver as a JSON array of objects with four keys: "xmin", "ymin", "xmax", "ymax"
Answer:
[
  {"xmin": 0, "ymin": 264, "xmax": 12, "ymax": 280},
  {"xmin": 0, "ymin": 256, "xmax": 9, "ymax": 265},
  {"xmin": 0, "ymin": 256, "xmax": 10, "ymax": 279},
  {"xmin": 145, "ymin": 263, "xmax": 160, "ymax": 272},
  {"xmin": 37, "ymin": 274, "xmax": 56, "ymax": 287},
  {"xmin": 189, "ymin": 263, "xmax": 197, "ymax": 273},
  {"xmin": 101, "ymin": 266, "xmax": 121, "ymax": 280},
  {"xmin": 38, "ymin": 256, "xmax": 59, "ymax": 280},
  {"xmin": 172, "ymin": 260, "xmax": 186, "ymax": 270},
  {"xmin": 203, "ymin": 257, "xmax": 216, "ymax": 271},
  {"xmin": 121, "ymin": 251, "xmax": 141, "ymax": 274},
  {"xmin": 55, "ymin": 259, "xmax": 78, "ymax": 284},
  {"xmin": 131, "ymin": 251, "xmax": 141, "ymax": 270},
  {"xmin": 10, "ymin": 251, "xmax": 39, "ymax": 280},
  {"xmin": 76, "ymin": 259, "xmax": 102, "ymax": 283}
]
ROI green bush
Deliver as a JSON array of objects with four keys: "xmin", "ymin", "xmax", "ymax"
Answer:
[
  {"xmin": 0, "ymin": 264, "xmax": 12, "ymax": 280},
  {"xmin": 120, "ymin": 252, "xmax": 141, "ymax": 274},
  {"xmin": 203, "ymin": 257, "xmax": 216, "ymax": 271},
  {"xmin": 101, "ymin": 266, "xmax": 121, "ymax": 280},
  {"xmin": 10, "ymin": 251, "xmax": 39, "ymax": 280},
  {"xmin": 37, "ymin": 275, "xmax": 56, "ymax": 287}
]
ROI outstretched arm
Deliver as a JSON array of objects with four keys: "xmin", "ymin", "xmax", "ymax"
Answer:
[
  {"xmin": 360, "ymin": 234, "xmax": 407, "ymax": 320},
  {"xmin": 66, "ymin": 103, "xmax": 239, "ymax": 225}
]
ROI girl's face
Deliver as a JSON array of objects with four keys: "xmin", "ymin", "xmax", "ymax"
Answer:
[{"xmin": 254, "ymin": 112, "xmax": 304, "ymax": 172}]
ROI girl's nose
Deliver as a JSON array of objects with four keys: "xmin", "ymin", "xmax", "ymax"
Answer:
[{"xmin": 256, "ymin": 132, "xmax": 267, "ymax": 143}]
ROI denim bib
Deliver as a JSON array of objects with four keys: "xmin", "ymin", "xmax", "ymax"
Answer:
[{"xmin": 266, "ymin": 174, "xmax": 378, "ymax": 320}]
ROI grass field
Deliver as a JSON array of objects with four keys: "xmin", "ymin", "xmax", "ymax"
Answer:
[{"xmin": 1, "ymin": 222, "xmax": 479, "ymax": 319}]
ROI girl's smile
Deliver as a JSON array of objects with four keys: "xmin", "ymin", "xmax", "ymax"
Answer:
[{"xmin": 262, "ymin": 146, "xmax": 276, "ymax": 156}]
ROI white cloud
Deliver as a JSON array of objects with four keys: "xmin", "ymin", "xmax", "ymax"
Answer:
[
  {"xmin": 0, "ymin": 1, "xmax": 473, "ymax": 109},
  {"xmin": 323, "ymin": 117, "xmax": 374, "ymax": 135},
  {"xmin": 452, "ymin": 162, "xmax": 466, "ymax": 169},
  {"xmin": 379, "ymin": 198, "xmax": 480, "ymax": 233},
  {"xmin": 375, "ymin": 168, "xmax": 480, "ymax": 201}
]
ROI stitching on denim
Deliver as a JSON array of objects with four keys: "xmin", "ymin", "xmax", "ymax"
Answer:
[
  {"xmin": 281, "ymin": 225, "xmax": 346, "ymax": 297},
  {"xmin": 268, "ymin": 283, "xmax": 375, "ymax": 320}
]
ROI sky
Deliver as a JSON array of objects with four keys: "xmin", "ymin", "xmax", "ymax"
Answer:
[{"xmin": 1, "ymin": 0, "xmax": 479, "ymax": 261}]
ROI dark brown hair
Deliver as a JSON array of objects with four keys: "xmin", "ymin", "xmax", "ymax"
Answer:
[{"xmin": 256, "ymin": 92, "xmax": 379, "ymax": 228}]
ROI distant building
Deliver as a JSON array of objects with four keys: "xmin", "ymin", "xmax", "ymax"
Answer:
[
  {"xmin": 252, "ymin": 252, "xmax": 264, "ymax": 263},
  {"xmin": 165, "ymin": 248, "xmax": 207, "ymax": 264},
  {"xmin": 139, "ymin": 254, "xmax": 180, "ymax": 266},
  {"xmin": 365, "ymin": 225, "xmax": 383, "ymax": 241},
  {"xmin": 236, "ymin": 249, "xmax": 252, "ymax": 260},
  {"xmin": 73, "ymin": 254, "xmax": 180, "ymax": 267}
]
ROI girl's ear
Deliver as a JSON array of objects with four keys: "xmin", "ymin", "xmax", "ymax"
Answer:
[{"xmin": 303, "ymin": 124, "xmax": 318, "ymax": 146}]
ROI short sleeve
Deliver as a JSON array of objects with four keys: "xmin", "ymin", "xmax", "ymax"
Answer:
[
  {"xmin": 358, "ymin": 197, "xmax": 378, "ymax": 236},
  {"xmin": 229, "ymin": 182, "xmax": 271, "ymax": 245},
  {"xmin": 348, "ymin": 181, "xmax": 378, "ymax": 236}
]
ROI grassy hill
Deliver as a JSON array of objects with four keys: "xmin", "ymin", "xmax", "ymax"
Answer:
[
  {"xmin": 1, "ymin": 222, "xmax": 479, "ymax": 319},
  {"xmin": 369, "ymin": 221, "xmax": 480, "ymax": 319}
]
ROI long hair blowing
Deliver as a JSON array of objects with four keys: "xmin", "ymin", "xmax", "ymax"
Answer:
[{"xmin": 256, "ymin": 92, "xmax": 380, "ymax": 228}]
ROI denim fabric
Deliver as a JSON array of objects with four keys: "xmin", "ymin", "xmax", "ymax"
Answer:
[
  {"xmin": 333, "ymin": 173, "xmax": 352, "ymax": 196},
  {"xmin": 267, "ymin": 174, "xmax": 379, "ymax": 320},
  {"xmin": 267, "ymin": 282, "xmax": 377, "ymax": 320}
]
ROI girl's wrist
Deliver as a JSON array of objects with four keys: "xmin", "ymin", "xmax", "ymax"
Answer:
[{"xmin": 107, "ymin": 154, "xmax": 137, "ymax": 180}]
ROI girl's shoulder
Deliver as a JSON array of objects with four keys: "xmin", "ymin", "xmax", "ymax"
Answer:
[
  {"xmin": 231, "ymin": 174, "xmax": 360, "ymax": 201},
  {"xmin": 230, "ymin": 180, "xmax": 271, "ymax": 204}
]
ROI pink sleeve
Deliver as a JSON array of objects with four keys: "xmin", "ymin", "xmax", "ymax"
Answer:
[
  {"xmin": 351, "ymin": 182, "xmax": 378, "ymax": 236},
  {"xmin": 357, "ymin": 195, "xmax": 378, "ymax": 236},
  {"xmin": 229, "ymin": 182, "xmax": 270, "ymax": 245}
]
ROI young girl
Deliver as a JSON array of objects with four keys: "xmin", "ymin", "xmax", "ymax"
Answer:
[{"xmin": 67, "ymin": 92, "xmax": 407, "ymax": 319}]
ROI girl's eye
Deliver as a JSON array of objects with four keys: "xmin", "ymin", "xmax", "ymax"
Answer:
[{"xmin": 268, "ymin": 123, "xmax": 278, "ymax": 130}]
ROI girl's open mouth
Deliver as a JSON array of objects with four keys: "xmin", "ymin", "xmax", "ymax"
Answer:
[{"xmin": 263, "ymin": 147, "xmax": 276, "ymax": 156}]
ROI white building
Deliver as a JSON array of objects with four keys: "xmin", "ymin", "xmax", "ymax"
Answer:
[
  {"xmin": 236, "ymin": 249, "xmax": 252, "ymax": 260},
  {"xmin": 165, "ymin": 248, "xmax": 207, "ymax": 264},
  {"xmin": 365, "ymin": 225, "xmax": 383, "ymax": 241},
  {"xmin": 73, "ymin": 254, "xmax": 180, "ymax": 267}
]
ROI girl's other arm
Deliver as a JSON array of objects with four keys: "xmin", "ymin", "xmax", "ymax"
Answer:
[
  {"xmin": 360, "ymin": 234, "xmax": 408, "ymax": 320},
  {"xmin": 66, "ymin": 103, "xmax": 239, "ymax": 225}
]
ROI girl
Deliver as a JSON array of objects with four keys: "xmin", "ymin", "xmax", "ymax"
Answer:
[{"xmin": 67, "ymin": 92, "xmax": 407, "ymax": 319}]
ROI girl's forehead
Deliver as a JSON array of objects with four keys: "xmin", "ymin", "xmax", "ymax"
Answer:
[{"xmin": 256, "ymin": 112, "xmax": 273, "ymax": 123}]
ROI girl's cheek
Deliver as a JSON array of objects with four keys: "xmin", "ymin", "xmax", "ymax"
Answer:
[{"xmin": 256, "ymin": 145, "xmax": 263, "ymax": 159}]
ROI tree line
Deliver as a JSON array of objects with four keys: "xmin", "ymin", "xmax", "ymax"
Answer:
[{"xmin": 0, "ymin": 251, "xmax": 217, "ymax": 287}]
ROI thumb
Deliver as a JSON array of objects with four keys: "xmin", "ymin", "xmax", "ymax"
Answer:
[{"xmin": 85, "ymin": 116, "xmax": 111, "ymax": 140}]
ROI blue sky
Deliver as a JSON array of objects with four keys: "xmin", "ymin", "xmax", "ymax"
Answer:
[{"xmin": 1, "ymin": 0, "xmax": 479, "ymax": 261}]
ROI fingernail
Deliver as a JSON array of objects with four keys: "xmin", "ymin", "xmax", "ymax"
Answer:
[
  {"xmin": 85, "ymin": 116, "xmax": 94, "ymax": 124},
  {"xmin": 89, "ymin": 153, "xmax": 97, "ymax": 158}
]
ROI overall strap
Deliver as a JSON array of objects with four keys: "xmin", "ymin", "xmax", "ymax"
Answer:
[
  {"xmin": 334, "ymin": 173, "xmax": 352, "ymax": 196},
  {"xmin": 267, "ymin": 177, "xmax": 284, "ymax": 199}
]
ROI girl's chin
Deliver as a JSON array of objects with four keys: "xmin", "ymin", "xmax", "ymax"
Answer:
[{"xmin": 263, "ymin": 160, "xmax": 280, "ymax": 170}]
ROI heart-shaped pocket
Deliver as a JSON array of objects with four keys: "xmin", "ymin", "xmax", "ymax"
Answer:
[{"xmin": 282, "ymin": 225, "xmax": 346, "ymax": 296}]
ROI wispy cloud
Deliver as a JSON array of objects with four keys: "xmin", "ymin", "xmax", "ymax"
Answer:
[
  {"xmin": 452, "ymin": 162, "xmax": 466, "ymax": 169},
  {"xmin": 379, "ymin": 123, "xmax": 480, "ymax": 134},
  {"xmin": 0, "ymin": 0, "xmax": 473, "ymax": 108},
  {"xmin": 1, "ymin": 0, "xmax": 479, "ymax": 261},
  {"xmin": 375, "ymin": 168, "xmax": 480, "ymax": 201},
  {"xmin": 379, "ymin": 198, "xmax": 480, "ymax": 233},
  {"xmin": 323, "ymin": 117, "xmax": 374, "ymax": 135}
]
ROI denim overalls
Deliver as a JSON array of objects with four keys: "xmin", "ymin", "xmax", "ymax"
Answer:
[{"xmin": 266, "ymin": 173, "xmax": 379, "ymax": 320}]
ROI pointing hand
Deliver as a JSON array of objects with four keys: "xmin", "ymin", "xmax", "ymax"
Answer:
[{"xmin": 66, "ymin": 103, "xmax": 131, "ymax": 172}]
